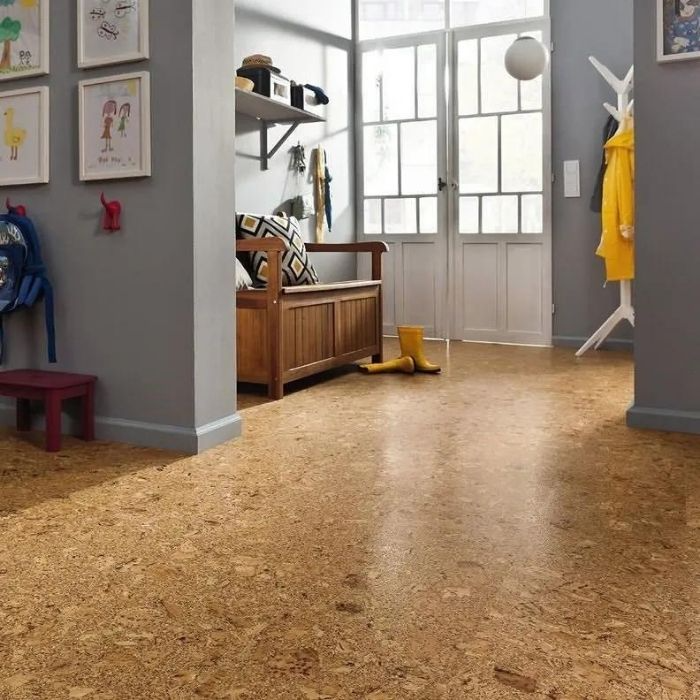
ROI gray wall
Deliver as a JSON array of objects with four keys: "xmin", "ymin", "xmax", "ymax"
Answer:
[
  {"xmin": 551, "ymin": 0, "xmax": 635, "ymax": 348},
  {"xmin": 234, "ymin": 0, "xmax": 356, "ymax": 282},
  {"xmin": 0, "ymin": 0, "xmax": 239, "ymax": 453},
  {"xmin": 627, "ymin": 0, "xmax": 700, "ymax": 434}
]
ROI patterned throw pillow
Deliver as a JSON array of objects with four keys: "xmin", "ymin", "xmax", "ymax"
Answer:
[{"xmin": 236, "ymin": 213, "xmax": 319, "ymax": 287}]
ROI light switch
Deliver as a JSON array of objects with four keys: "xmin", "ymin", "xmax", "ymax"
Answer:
[{"xmin": 563, "ymin": 160, "xmax": 581, "ymax": 198}]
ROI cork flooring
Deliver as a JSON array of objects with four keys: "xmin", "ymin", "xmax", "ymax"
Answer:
[{"xmin": 1, "ymin": 341, "xmax": 698, "ymax": 700}]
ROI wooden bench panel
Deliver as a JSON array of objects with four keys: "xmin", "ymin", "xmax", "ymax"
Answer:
[
  {"xmin": 283, "ymin": 303, "xmax": 335, "ymax": 371},
  {"xmin": 336, "ymin": 295, "xmax": 379, "ymax": 356},
  {"xmin": 237, "ymin": 307, "xmax": 269, "ymax": 383}
]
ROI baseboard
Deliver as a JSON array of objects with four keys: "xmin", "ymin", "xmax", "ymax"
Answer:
[
  {"xmin": 0, "ymin": 400, "xmax": 243, "ymax": 454},
  {"xmin": 627, "ymin": 405, "xmax": 700, "ymax": 436},
  {"xmin": 553, "ymin": 335, "xmax": 634, "ymax": 352},
  {"xmin": 96, "ymin": 414, "xmax": 243, "ymax": 453}
]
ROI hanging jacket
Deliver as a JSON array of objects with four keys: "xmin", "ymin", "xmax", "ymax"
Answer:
[
  {"xmin": 596, "ymin": 121, "xmax": 635, "ymax": 282},
  {"xmin": 590, "ymin": 115, "xmax": 618, "ymax": 214}
]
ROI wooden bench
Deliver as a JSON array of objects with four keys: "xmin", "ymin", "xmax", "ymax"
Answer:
[
  {"xmin": 0, "ymin": 370, "xmax": 97, "ymax": 452},
  {"xmin": 236, "ymin": 240, "xmax": 388, "ymax": 399}
]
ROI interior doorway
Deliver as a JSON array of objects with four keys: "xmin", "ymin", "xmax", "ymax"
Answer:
[{"xmin": 357, "ymin": 18, "xmax": 552, "ymax": 345}]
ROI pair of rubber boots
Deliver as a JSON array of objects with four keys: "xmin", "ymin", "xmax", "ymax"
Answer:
[{"xmin": 361, "ymin": 326, "xmax": 441, "ymax": 375}]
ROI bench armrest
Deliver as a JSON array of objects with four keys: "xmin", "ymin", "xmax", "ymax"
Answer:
[
  {"xmin": 305, "ymin": 242, "xmax": 389, "ymax": 254},
  {"xmin": 236, "ymin": 238, "xmax": 286, "ymax": 253},
  {"xmin": 305, "ymin": 242, "xmax": 388, "ymax": 281}
]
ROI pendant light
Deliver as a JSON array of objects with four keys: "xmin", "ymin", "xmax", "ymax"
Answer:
[{"xmin": 504, "ymin": 36, "xmax": 549, "ymax": 81}]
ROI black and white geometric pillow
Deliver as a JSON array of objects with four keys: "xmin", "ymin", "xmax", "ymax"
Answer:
[{"xmin": 236, "ymin": 213, "xmax": 319, "ymax": 287}]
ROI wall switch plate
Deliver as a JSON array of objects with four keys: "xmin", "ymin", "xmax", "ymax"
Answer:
[{"xmin": 563, "ymin": 160, "xmax": 581, "ymax": 198}]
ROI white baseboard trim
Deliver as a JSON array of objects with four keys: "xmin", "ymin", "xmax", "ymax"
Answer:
[
  {"xmin": 0, "ymin": 400, "xmax": 242, "ymax": 454},
  {"xmin": 627, "ymin": 405, "xmax": 700, "ymax": 436},
  {"xmin": 553, "ymin": 335, "xmax": 634, "ymax": 352}
]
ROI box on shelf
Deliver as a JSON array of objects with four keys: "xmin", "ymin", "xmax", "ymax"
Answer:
[
  {"xmin": 291, "ymin": 84, "xmax": 324, "ymax": 117},
  {"xmin": 237, "ymin": 67, "xmax": 291, "ymax": 105}
]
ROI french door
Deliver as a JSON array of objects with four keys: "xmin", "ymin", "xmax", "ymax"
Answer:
[
  {"xmin": 357, "ymin": 32, "xmax": 448, "ymax": 339},
  {"xmin": 358, "ymin": 19, "xmax": 552, "ymax": 345}
]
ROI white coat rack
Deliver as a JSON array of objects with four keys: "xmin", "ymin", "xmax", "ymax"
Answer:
[{"xmin": 576, "ymin": 57, "xmax": 635, "ymax": 357}]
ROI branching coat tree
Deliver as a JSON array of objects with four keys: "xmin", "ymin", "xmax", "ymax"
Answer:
[{"xmin": 0, "ymin": 0, "xmax": 21, "ymax": 71}]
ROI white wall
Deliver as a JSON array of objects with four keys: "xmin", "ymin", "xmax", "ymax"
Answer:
[{"xmin": 234, "ymin": 0, "xmax": 356, "ymax": 281}]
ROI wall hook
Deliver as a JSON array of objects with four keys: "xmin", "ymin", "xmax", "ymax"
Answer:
[
  {"xmin": 100, "ymin": 192, "xmax": 122, "ymax": 232},
  {"xmin": 5, "ymin": 197, "xmax": 27, "ymax": 216}
]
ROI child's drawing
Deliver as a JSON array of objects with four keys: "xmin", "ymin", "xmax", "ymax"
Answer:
[
  {"xmin": 0, "ymin": 86, "xmax": 49, "ymax": 185},
  {"xmin": 3, "ymin": 105, "xmax": 25, "ymax": 160},
  {"xmin": 0, "ymin": 0, "xmax": 48, "ymax": 81},
  {"xmin": 80, "ymin": 73, "xmax": 150, "ymax": 181},
  {"xmin": 79, "ymin": 0, "xmax": 149, "ymax": 68}
]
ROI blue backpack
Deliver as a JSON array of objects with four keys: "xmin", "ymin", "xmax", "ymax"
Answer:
[{"xmin": 0, "ymin": 210, "xmax": 56, "ymax": 363}]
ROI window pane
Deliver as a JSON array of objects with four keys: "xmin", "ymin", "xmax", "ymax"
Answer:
[
  {"xmin": 457, "ymin": 39, "xmax": 478, "ymax": 116},
  {"xmin": 459, "ymin": 116, "xmax": 498, "ymax": 193},
  {"xmin": 451, "ymin": 0, "xmax": 544, "ymax": 28},
  {"xmin": 417, "ymin": 44, "xmax": 437, "ymax": 119},
  {"xmin": 483, "ymin": 195, "xmax": 518, "ymax": 233},
  {"xmin": 419, "ymin": 197, "xmax": 438, "ymax": 233},
  {"xmin": 521, "ymin": 194, "xmax": 543, "ymax": 233},
  {"xmin": 501, "ymin": 112, "xmax": 543, "ymax": 192},
  {"xmin": 480, "ymin": 35, "xmax": 518, "ymax": 114},
  {"xmin": 364, "ymin": 124, "xmax": 398, "ymax": 196},
  {"xmin": 382, "ymin": 47, "xmax": 416, "ymax": 121},
  {"xmin": 401, "ymin": 120, "xmax": 438, "ymax": 195},
  {"xmin": 520, "ymin": 75, "xmax": 543, "ymax": 111},
  {"xmin": 359, "ymin": 0, "xmax": 445, "ymax": 40},
  {"xmin": 362, "ymin": 50, "xmax": 381, "ymax": 123},
  {"xmin": 519, "ymin": 31, "xmax": 543, "ymax": 111},
  {"xmin": 364, "ymin": 199, "xmax": 382, "ymax": 234},
  {"xmin": 385, "ymin": 198, "xmax": 417, "ymax": 234},
  {"xmin": 459, "ymin": 197, "xmax": 480, "ymax": 234}
]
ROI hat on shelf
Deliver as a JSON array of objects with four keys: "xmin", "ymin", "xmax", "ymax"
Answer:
[
  {"xmin": 235, "ymin": 76, "xmax": 255, "ymax": 92},
  {"xmin": 240, "ymin": 54, "xmax": 281, "ymax": 74}
]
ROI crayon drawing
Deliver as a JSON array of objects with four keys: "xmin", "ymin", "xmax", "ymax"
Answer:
[
  {"xmin": 78, "ymin": 0, "xmax": 149, "ymax": 68},
  {"xmin": 0, "ymin": 0, "xmax": 49, "ymax": 81},
  {"xmin": 0, "ymin": 86, "xmax": 49, "ymax": 186},
  {"xmin": 79, "ymin": 72, "xmax": 150, "ymax": 181}
]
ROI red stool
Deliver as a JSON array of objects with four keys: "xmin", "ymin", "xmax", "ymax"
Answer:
[{"xmin": 0, "ymin": 370, "xmax": 97, "ymax": 452}]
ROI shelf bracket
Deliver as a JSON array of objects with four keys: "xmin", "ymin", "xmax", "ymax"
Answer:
[{"xmin": 260, "ymin": 121, "xmax": 300, "ymax": 171}]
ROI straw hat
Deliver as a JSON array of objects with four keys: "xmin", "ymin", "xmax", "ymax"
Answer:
[{"xmin": 240, "ymin": 54, "xmax": 281, "ymax": 74}]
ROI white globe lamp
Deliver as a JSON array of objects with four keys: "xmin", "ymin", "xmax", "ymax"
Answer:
[{"xmin": 504, "ymin": 36, "xmax": 549, "ymax": 81}]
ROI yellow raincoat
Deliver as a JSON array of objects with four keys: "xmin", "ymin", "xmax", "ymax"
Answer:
[{"xmin": 596, "ymin": 121, "xmax": 635, "ymax": 281}]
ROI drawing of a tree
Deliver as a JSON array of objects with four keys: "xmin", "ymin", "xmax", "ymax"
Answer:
[{"xmin": 0, "ymin": 0, "xmax": 21, "ymax": 71}]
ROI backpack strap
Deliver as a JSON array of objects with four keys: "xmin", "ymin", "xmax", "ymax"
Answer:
[{"xmin": 42, "ymin": 276, "xmax": 56, "ymax": 364}]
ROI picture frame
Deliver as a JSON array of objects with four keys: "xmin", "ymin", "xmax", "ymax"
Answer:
[
  {"xmin": 0, "ymin": 0, "xmax": 49, "ymax": 82},
  {"xmin": 78, "ymin": 0, "xmax": 149, "ymax": 69},
  {"xmin": 658, "ymin": 0, "xmax": 700, "ymax": 63},
  {"xmin": 79, "ymin": 71, "xmax": 151, "ymax": 181},
  {"xmin": 0, "ymin": 86, "xmax": 49, "ymax": 186}
]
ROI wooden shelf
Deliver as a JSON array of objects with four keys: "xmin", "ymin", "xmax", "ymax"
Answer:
[
  {"xmin": 235, "ymin": 88, "xmax": 324, "ymax": 125},
  {"xmin": 235, "ymin": 87, "xmax": 325, "ymax": 171}
]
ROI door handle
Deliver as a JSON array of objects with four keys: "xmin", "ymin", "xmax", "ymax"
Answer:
[{"xmin": 438, "ymin": 177, "xmax": 448, "ymax": 191}]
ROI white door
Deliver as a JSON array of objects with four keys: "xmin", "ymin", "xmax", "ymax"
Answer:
[
  {"xmin": 357, "ymin": 20, "xmax": 551, "ymax": 345},
  {"xmin": 450, "ymin": 19, "xmax": 552, "ymax": 344},
  {"xmin": 357, "ymin": 33, "xmax": 448, "ymax": 339}
]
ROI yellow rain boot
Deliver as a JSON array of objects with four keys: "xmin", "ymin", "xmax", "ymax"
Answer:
[
  {"xmin": 360, "ymin": 355, "xmax": 415, "ymax": 374},
  {"xmin": 397, "ymin": 326, "xmax": 441, "ymax": 374}
]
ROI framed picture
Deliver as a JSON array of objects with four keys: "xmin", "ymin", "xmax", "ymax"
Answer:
[
  {"xmin": 0, "ymin": 0, "xmax": 49, "ymax": 81},
  {"xmin": 0, "ymin": 86, "xmax": 49, "ymax": 186},
  {"xmin": 79, "ymin": 72, "xmax": 151, "ymax": 181},
  {"xmin": 78, "ymin": 0, "xmax": 149, "ymax": 69},
  {"xmin": 658, "ymin": 0, "xmax": 700, "ymax": 62}
]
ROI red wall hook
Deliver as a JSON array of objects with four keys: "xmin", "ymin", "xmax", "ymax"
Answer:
[
  {"xmin": 6, "ymin": 198, "xmax": 27, "ymax": 217},
  {"xmin": 100, "ymin": 192, "xmax": 122, "ymax": 232}
]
